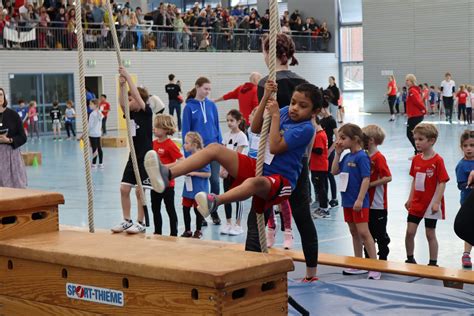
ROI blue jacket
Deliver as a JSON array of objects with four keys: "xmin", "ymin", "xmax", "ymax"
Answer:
[{"xmin": 182, "ymin": 98, "xmax": 222, "ymax": 156}]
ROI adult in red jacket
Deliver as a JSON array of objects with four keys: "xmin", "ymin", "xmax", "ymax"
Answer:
[
  {"xmin": 405, "ymin": 74, "xmax": 426, "ymax": 155},
  {"xmin": 214, "ymin": 72, "xmax": 261, "ymax": 125}
]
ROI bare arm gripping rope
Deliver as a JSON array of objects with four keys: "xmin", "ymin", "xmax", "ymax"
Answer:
[
  {"xmin": 75, "ymin": 0, "xmax": 95, "ymax": 233},
  {"xmin": 254, "ymin": 0, "xmax": 281, "ymax": 253},
  {"xmin": 104, "ymin": 1, "xmax": 150, "ymax": 226}
]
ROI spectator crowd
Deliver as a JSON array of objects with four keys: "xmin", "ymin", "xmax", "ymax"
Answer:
[{"xmin": 0, "ymin": 1, "xmax": 331, "ymax": 51}]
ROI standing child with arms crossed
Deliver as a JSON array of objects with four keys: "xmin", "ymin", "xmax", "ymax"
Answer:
[
  {"xmin": 220, "ymin": 109, "xmax": 249, "ymax": 236},
  {"xmin": 332, "ymin": 123, "xmax": 380, "ymax": 280},
  {"xmin": 405, "ymin": 122, "xmax": 449, "ymax": 266},
  {"xmin": 150, "ymin": 114, "xmax": 183, "ymax": 236},
  {"xmin": 456, "ymin": 130, "xmax": 474, "ymax": 268},
  {"xmin": 362, "ymin": 124, "xmax": 392, "ymax": 260},
  {"xmin": 181, "ymin": 132, "xmax": 210, "ymax": 239}
]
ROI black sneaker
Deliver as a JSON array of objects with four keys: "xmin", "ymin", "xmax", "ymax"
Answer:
[
  {"xmin": 329, "ymin": 199, "xmax": 339, "ymax": 208},
  {"xmin": 180, "ymin": 231, "xmax": 193, "ymax": 238},
  {"xmin": 201, "ymin": 219, "xmax": 208, "ymax": 227},
  {"xmin": 405, "ymin": 258, "xmax": 417, "ymax": 264},
  {"xmin": 212, "ymin": 216, "xmax": 221, "ymax": 225},
  {"xmin": 192, "ymin": 230, "xmax": 203, "ymax": 239}
]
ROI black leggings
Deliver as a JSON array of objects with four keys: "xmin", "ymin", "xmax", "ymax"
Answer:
[
  {"xmin": 151, "ymin": 187, "xmax": 178, "ymax": 236},
  {"xmin": 458, "ymin": 104, "xmax": 466, "ymax": 121},
  {"xmin": 467, "ymin": 108, "xmax": 473, "ymax": 124},
  {"xmin": 223, "ymin": 177, "xmax": 243, "ymax": 220},
  {"xmin": 311, "ymin": 171, "xmax": 328, "ymax": 209},
  {"xmin": 183, "ymin": 205, "xmax": 204, "ymax": 232},
  {"xmin": 245, "ymin": 158, "xmax": 318, "ymax": 267},
  {"xmin": 443, "ymin": 96, "xmax": 454, "ymax": 120},
  {"xmin": 406, "ymin": 116, "xmax": 424, "ymax": 154},
  {"xmin": 327, "ymin": 151, "xmax": 337, "ymax": 200},
  {"xmin": 65, "ymin": 121, "xmax": 76, "ymax": 137},
  {"xmin": 89, "ymin": 137, "xmax": 103, "ymax": 164},
  {"xmin": 388, "ymin": 95, "xmax": 397, "ymax": 115},
  {"xmin": 454, "ymin": 190, "xmax": 474, "ymax": 246},
  {"xmin": 367, "ymin": 209, "xmax": 390, "ymax": 260}
]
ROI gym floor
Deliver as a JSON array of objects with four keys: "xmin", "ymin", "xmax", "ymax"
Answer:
[{"xmin": 23, "ymin": 113, "xmax": 472, "ymax": 270}]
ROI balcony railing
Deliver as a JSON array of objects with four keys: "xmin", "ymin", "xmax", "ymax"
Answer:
[{"xmin": 0, "ymin": 23, "xmax": 331, "ymax": 53}]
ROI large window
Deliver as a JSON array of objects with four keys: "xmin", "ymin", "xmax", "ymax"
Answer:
[
  {"xmin": 9, "ymin": 73, "xmax": 74, "ymax": 134},
  {"xmin": 340, "ymin": 26, "xmax": 363, "ymax": 92}
]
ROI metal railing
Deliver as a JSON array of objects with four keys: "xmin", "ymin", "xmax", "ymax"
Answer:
[{"xmin": 0, "ymin": 23, "xmax": 331, "ymax": 53}]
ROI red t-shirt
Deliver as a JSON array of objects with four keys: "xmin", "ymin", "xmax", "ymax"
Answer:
[
  {"xmin": 309, "ymin": 130, "xmax": 328, "ymax": 172},
  {"xmin": 457, "ymin": 91, "xmax": 469, "ymax": 104},
  {"xmin": 409, "ymin": 154, "xmax": 450, "ymax": 219},
  {"xmin": 152, "ymin": 138, "xmax": 183, "ymax": 187},
  {"xmin": 223, "ymin": 82, "xmax": 259, "ymax": 124},
  {"xmin": 100, "ymin": 101, "xmax": 111, "ymax": 118},
  {"xmin": 368, "ymin": 151, "xmax": 391, "ymax": 210},
  {"xmin": 387, "ymin": 81, "xmax": 397, "ymax": 96},
  {"xmin": 423, "ymin": 88, "xmax": 429, "ymax": 101}
]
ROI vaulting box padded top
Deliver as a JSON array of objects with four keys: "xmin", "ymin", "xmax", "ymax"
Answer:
[{"xmin": 0, "ymin": 188, "xmax": 64, "ymax": 213}]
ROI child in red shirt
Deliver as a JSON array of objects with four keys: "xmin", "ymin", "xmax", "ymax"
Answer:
[
  {"xmin": 362, "ymin": 124, "xmax": 392, "ymax": 260},
  {"xmin": 456, "ymin": 85, "xmax": 469, "ymax": 124},
  {"xmin": 99, "ymin": 94, "xmax": 111, "ymax": 135},
  {"xmin": 151, "ymin": 114, "xmax": 183, "ymax": 236},
  {"xmin": 310, "ymin": 117, "xmax": 330, "ymax": 218},
  {"xmin": 405, "ymin": 123, "xmax": 449, "ymax": 266}
]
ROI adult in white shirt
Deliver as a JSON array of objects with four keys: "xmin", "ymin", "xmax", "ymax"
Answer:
[{"xmin": 440, "ymin": 72, "xmax": 456, "ymax": 123}]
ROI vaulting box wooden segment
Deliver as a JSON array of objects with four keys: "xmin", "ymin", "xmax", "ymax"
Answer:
[
  {"xmin": 101, "ymin": 136, "xmax": 127, "ymax": 147},
  {"xmin": 0, "ymin": 188, "xmax": 293, "ymax": 315}
]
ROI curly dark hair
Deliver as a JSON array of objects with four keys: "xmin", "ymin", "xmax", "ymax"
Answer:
[{"xmin": 263, "ymin": 33, "xmax": 299, "ymax": 66}]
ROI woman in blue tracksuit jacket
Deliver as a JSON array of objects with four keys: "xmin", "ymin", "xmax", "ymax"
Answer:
[{"xmin": 182, "ymin": 77, "xmax": 223, "ymax": 224}]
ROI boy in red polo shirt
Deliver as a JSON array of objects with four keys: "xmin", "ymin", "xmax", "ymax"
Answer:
[
  {"xmin": 99, "ymin": 94, "xmax": 111, "ymax": 135},
  {"xmin": 310, "ymin": 117, "xmax": 330, "ymax": 218},
  {"xmin": 405, "ymin": 123, "xmax": 449, "ymax": 266},
  {"xmin": 362, "ymin": 124, "xmax": 392, "ymax": 260}
]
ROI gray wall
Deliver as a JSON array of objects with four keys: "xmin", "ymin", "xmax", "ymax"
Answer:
[
  {"xmin": 0, "ymin": 50, "xmax": 338, "ymax": 132},
  {"xmin": 364, "ymin": 0, "xmax": 474, "ymax": 112}
]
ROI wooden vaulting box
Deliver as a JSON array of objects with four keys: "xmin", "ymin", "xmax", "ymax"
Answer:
[{"xmin": 0, "ymin": 188, "xmax": 293, "ymax": 315}]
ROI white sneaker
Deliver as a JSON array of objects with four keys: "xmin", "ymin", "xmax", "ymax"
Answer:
[
  {"xmin": 220, "ymin": 223, "xmax": 232, "ymax": 235},
  {"xmin": 99, "ymin": 164, "xmax": 104, "ymax": 169},
  {"xmin": 283, "ymin": 229, "xmax": 294, "ymax": 249},
  {"xmin": 228, "ymin": 225, "xmax": 243, "ymax": 236},
  {"xmin": 266, "ymin": 228, "xmax": 276, "ymax": 248},
  {"xmin": 368, "ymin": 271, "xmax": 382, "ymax": 280},
  {"xmin": 126, "ymin": 222, "xmax": 146, "ymax": 234},
  {"xmin": 111, "ymin": 220, "xmax": 133, "ymax": 233},
  {"xmin": 342, "ymin": 268, "xmax": 368, "ymax": 275},
  {"xmin": 144, "ymin": 150, "xmax": 168, "ymax": 193},
  {"xmin": 91, "ymin": 164, "xmax": 98, "ymax": 169}
]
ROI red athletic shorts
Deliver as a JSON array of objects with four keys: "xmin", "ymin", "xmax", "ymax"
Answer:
[
  {"xmin": 343, "ymin": 207, "xmax": 369, "ymax": 223},
  {"xmin": 231, "ymin": 153, "xmax": 292, "ymax": 213},
  {"xmin": 182, "ymin": 197, "xmax": 197, "ymax": 208}
]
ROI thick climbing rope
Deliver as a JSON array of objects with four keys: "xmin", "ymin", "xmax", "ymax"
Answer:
[
  {"xmin": 74, "ymin": 0, "xmax": 95, "ymax": 233},
  {"xmin": 104, "ymin": 0, "xmax": 149, "ymax": 226},
  {"xmin": 255, "ymin": 0, "xmax": 281, "ymax": 253}
]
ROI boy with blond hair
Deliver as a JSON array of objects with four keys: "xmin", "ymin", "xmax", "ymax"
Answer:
[
  {"xmin": 362, "ymin": 124, "xmax": 392, "ymax": 260},
  {"xmin": 405, "ymin": 123, "xmax": 449, "ymax": 266}
]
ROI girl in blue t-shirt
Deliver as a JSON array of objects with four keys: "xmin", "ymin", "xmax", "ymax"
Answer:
[
  {"xmin": 456, "ymin": 130, "xmax": 474, "ymax": 268},
  {"xmin": 181, "ymin": 132, "xmax": 211, "ymax": 239},
  {"xmin": 331, "ymin": 123, "xmax": 379, "ymax": 280}
]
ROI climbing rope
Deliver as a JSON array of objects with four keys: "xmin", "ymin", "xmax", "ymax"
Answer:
[
  {"xmin": 74, "ymin": 0, "xmax": 95, "ymax": 233},
  {"xmin": 255, "ymin": 0, "xmax": 281, "ymax": 253},
  {"xmin": 104, "ymin": 0, "xmax": 149, "ymax": 226}
]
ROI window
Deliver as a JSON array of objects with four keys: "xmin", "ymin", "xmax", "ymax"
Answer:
[
  {"xmin": 342, "ymin": 64, "xmax": 363, "ymax": 91},
  {"xmin": 43, "ymin": 74, "xmax": 74, "ymax": 104},
  {"xmin": 340, "ymin": 26, "xmax": 363, "ymax": 62},
  {"xmin": 9, "ymin": 74, "xmax": 41, "ymax": 105}
]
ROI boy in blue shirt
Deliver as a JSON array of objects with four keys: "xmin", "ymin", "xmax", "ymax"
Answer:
[
  {"xmin": 456, "ymin": 130, "xmax": 474, "ymax": 268},
  {"xmin": 145, "ymin": 82, "xmax": 326, "ymax": 217}
]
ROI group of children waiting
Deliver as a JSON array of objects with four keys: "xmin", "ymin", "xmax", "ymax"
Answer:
[
  {"xmin": 397, "ymin": 84, "xmax": 473, "ymax": 124},
  {"xmin": 331, "ymin": 122, "xmax": 473, "ymax": 279}
]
